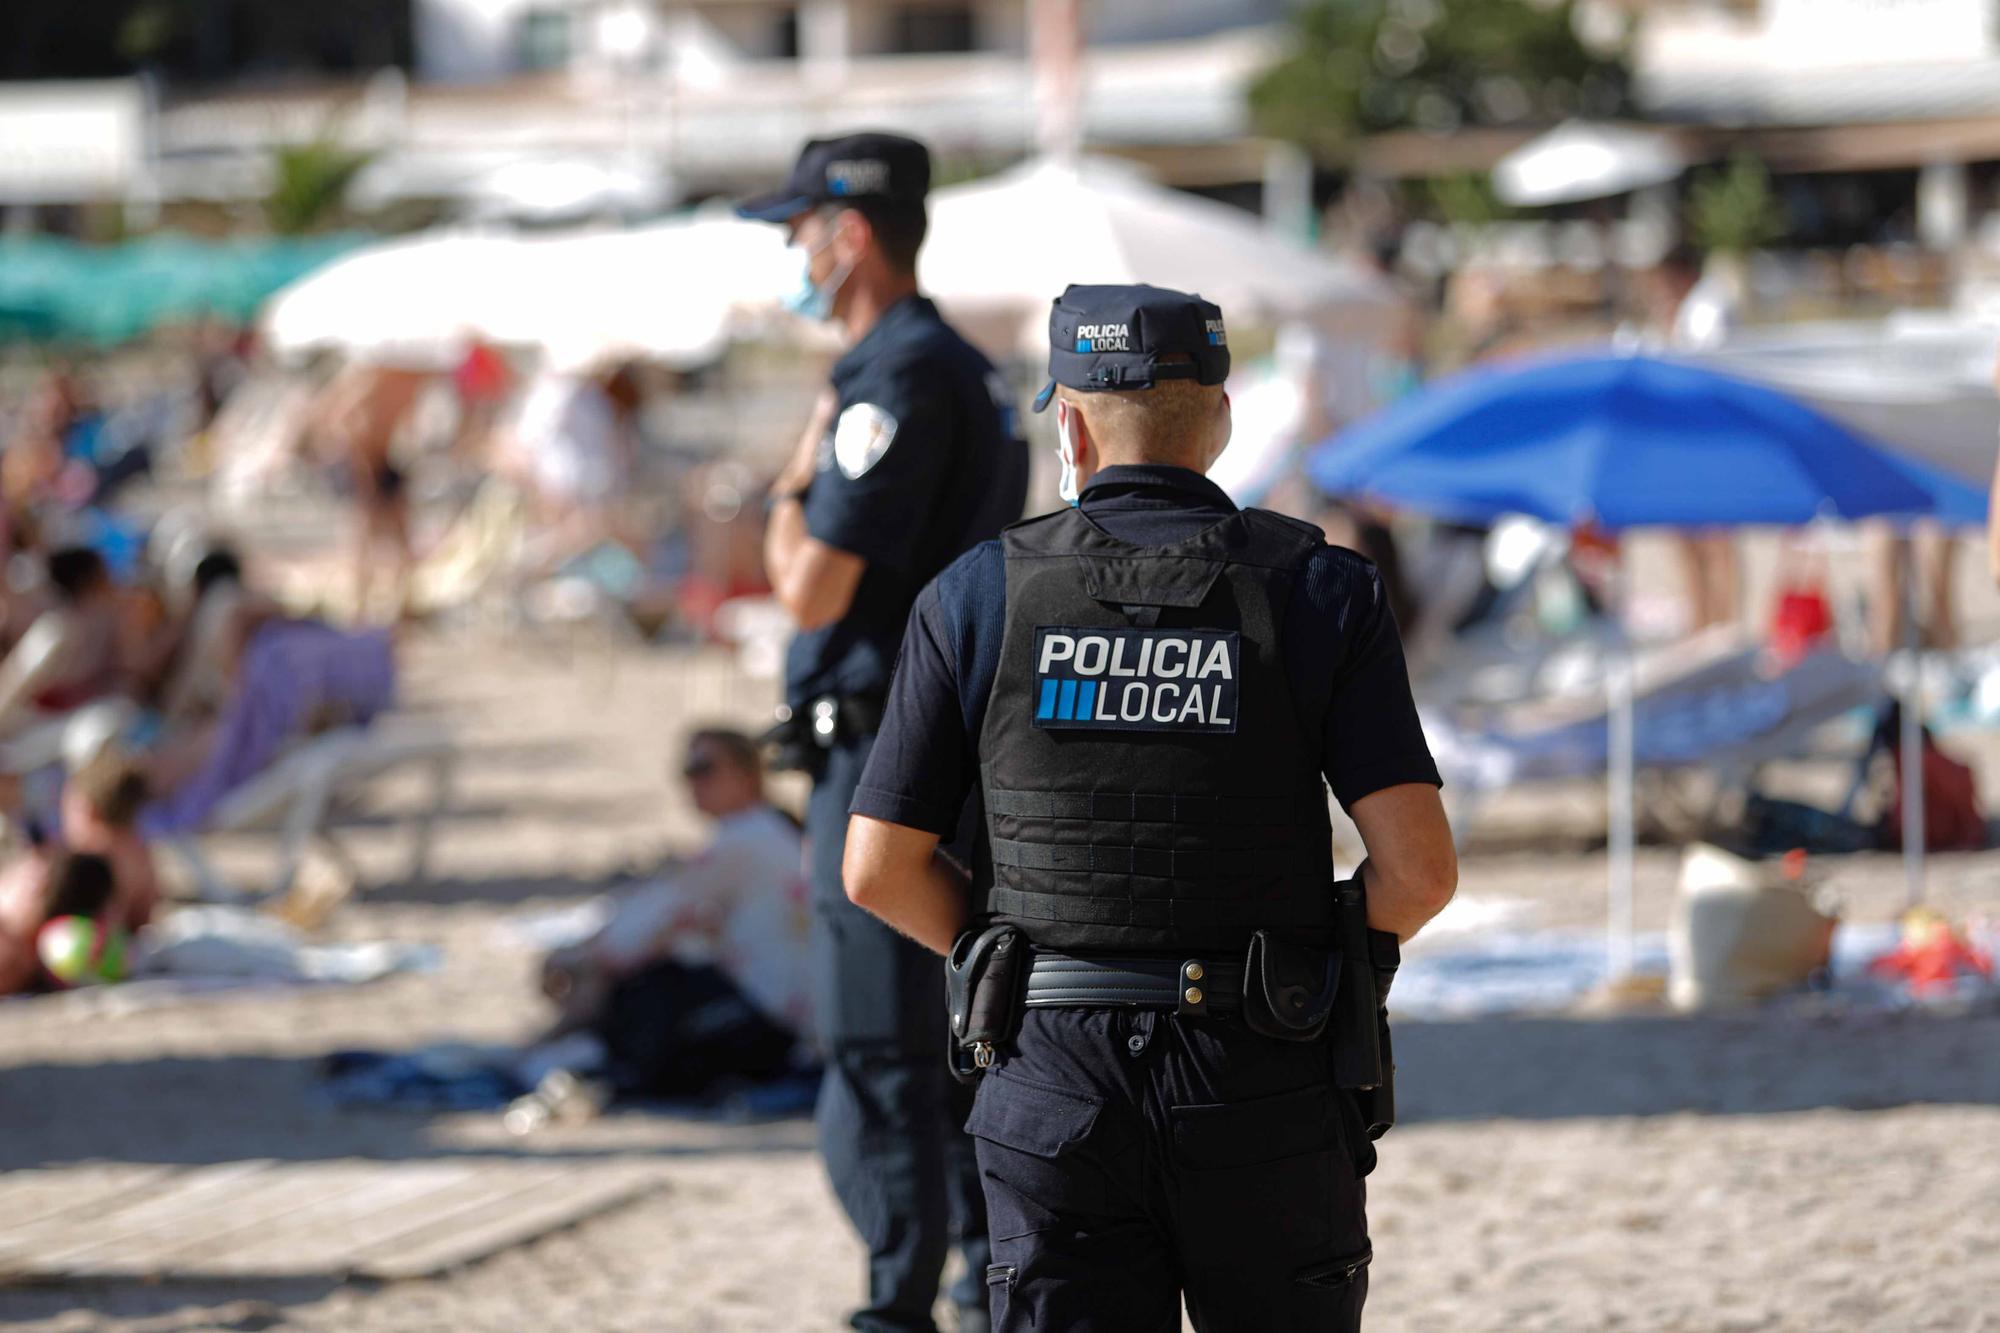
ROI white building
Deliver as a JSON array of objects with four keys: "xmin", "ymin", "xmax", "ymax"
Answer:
[
  {"xmin": 1631, "ymin": 0, "xmax": 2000, "ymax": 250},
  {"xmin": 114, "ymin": 0, "xmax": 1291, "ymax": 216}
]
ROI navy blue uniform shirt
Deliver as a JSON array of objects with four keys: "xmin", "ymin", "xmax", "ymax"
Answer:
[
  {"xmin": 787, "ymin": 294, "xmax": 1029, "ymax": 705},
  {"xmin": 852, "ymin": 464, "xmax": 1441, "ymax": 836}
]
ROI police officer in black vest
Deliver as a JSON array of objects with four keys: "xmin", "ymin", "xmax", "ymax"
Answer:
[
  {"xmin": 843, "ymin": 284, "xmax": 1457, "ymax": 1331},
  {"xmin": 738, "ymin": 134, "xmax": 1027, "ymax": 1333}
]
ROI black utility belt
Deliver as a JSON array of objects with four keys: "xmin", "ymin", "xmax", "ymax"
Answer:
[
  {"xmin": 947, "ymin": 924, "xmax": 1349, "ymax": 1083},
  {"xmin": 762, "ymin": 693, "xmax": 884, "ymax": 770},
  {"xmin": 1024, "ymin": 950, "xmax": 1243, "ymax": 1018}
]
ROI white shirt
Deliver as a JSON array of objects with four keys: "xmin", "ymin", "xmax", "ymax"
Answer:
[
  {"xmin": 512, "ymin": 372, "xmax": 625, "ymax": 504},
  {"xmin": 596, "ymin": 803, "xmax": 811, "ymax": 1030}
]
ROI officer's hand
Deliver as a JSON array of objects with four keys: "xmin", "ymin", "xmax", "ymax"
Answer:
[{"xmin": 778, "ymin": 391, "xmax": 839, "ymax": 495}]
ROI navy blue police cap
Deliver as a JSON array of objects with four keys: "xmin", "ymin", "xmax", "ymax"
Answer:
[
  {"xmin": 1031, "ymin": 283, "xmax": 1230, "ymax": 413},
  {"xmin": 736, "ymin": 132, "xmax": 932, "ymax": 223}
]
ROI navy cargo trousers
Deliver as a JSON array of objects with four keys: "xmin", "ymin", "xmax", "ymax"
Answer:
[{"xmin": 966, "ymin": 1006, "xmax": 1373, "ymax": 1332}]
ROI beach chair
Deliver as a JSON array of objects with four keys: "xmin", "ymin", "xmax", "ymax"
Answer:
[
  {"xmin": 1430, "ymin": 647, "xmax": 1885, "ymax": 845},
  {"xmin": 164, "ymin": 718, "xmax": 457, "ymax": 904}
]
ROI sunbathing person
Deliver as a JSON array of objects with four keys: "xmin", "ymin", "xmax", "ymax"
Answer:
[
  {"xmin": 139, "ymin": 549, "xmax": 396, "ymax": 837},
  {"xmin": 0, "ymin": 548, "xmax": 129, "ymax": 743},
  {"xmin": 0, "ymin": 846, "xmax": 121, "ymax": 995},
  {"xmin": 528, "ymin": 727, "xmax": 811, "ymax": 1096},
  {"xmin": 62, "ymin": 750, "xmax": 159, "ymax": 934}
]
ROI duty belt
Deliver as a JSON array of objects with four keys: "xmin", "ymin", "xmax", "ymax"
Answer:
[{"xmin": 1024, "ymin": 949, "xmax": 1244, "ymax": 1018}]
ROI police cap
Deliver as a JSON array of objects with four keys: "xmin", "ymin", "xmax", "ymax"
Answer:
[
  {"xmin": 736, "ymin": 132, "xmax": 932, "ymax": 223},
  {"xmin": 1031, "ymin": 283, "xmax": 1230, "ymax": 413}
]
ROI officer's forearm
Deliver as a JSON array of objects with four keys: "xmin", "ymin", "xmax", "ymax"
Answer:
[
  {"xmin": 843, "ymin": 814, "xmax": 971, "ymax": 954},
  {"xmin": 764, "ymin": 497, "xmax": 812, "ymax": 598},
  {"xmin": 1348, "ymin": 783, "xmax": 1457, "ymax": 942},
  {"xmin": 765, "ymin": 503, "xmax": 865, "ymax": 631}
]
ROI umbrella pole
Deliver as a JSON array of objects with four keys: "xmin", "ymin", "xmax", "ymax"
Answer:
[
  {"xmin": 1901, "ymin": 546, "xmax": 1927, "ymax": 907},
  {"xmin": 1607, "ymin": 568, "xmax": 1637, "ymax": 979}
]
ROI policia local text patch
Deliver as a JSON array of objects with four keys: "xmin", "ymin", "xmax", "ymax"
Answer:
[{"xmin": 1032, "ymin": 627, "xmax": 1239, "ymax": 733}]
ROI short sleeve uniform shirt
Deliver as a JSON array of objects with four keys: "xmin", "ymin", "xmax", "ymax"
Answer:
[
  {"xmin": 852, "ymin": 465, "xmax": 1442, "ymax": 844},
  {"xmin": 786, "ymin": 295, "xmax": 1029, "ymax": 707}
]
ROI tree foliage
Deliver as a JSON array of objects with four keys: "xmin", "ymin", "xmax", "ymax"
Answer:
[
  {"xmin": 265, "ymin": 137, "xmax": 374, "ymax": 235},
  {"xmin": 1250, "ymin": 0, "xmax": 1628, "ymax": 157},
  {"xmin": 1687, "ymin": 153, "xmax": 1788, "ymax": 255}
]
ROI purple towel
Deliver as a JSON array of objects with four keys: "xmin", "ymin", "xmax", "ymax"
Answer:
[{"xmin": 143, "ymin": 622, "xmax": 396, "ymax": 836}]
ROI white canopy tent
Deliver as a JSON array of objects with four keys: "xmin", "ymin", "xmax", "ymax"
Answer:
[{"xmin": 1493, "ymin": 120, "xmax": 1687, "ymax": 208}]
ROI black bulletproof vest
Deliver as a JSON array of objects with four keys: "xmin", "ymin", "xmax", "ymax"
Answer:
[{"xmin": 975, "ymin": 504, "xmax": 1336, "ymax": 954}]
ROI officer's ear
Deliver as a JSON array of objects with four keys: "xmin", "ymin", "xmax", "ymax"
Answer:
[
  {"xmin": 1207, "ymin": 390, "xmax": 1233, "ymax": 471},
  {"xmin": 828, "ymin": 207, "xmax": 873, "ymax": 266},
  {"xmin": 1056, "ymin": 396, "xmax": 1092, "ymax": 464}
]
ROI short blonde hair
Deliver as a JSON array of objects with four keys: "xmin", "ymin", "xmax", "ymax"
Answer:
[{"xmin": 1058, "ymin": 374, "xmax": 1223, "ymax": 467}]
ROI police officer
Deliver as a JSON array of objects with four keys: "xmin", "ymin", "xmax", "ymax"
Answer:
[
  {"xmin": 737, "ymin": 133, "xmax": 1028, "ymax": 1333},
  {"xmin": 842, "ymin": 284, "xmax": 1458, "ymax": 1330}
]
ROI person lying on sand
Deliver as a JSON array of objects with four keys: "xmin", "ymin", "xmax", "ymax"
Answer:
[{"xmin": 138, "ymin": 548, "xmax": 396, "ymax": 837}]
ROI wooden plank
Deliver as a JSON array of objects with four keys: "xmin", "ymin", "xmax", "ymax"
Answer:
[
  {"xmin": 354, "ymin": 1164, "xmax": 665, "ymax": 1280},
  {"xmin": 0, "ymin": 1167, "xmax": 174, "ymax": 1245},
  {"xmin": 181, "ymin": 1162, "xmax": 566, "ymax": 1280},
  {"xmin": 165, "ymin": 1163, "xmax": 483, "ymax": 1278},
  {"xmin": 0, "ymin": 1161, "xmax": 666, "ymax": 1283},
  {"xmin": 95, "ymin": 1162, "xmax": 474, "ymax": 1279},
  {"xmin": 19, "ymin": 1161, "xmax": 278, "ymax": 1273}
]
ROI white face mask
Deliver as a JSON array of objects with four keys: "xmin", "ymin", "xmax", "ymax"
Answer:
[{"xmin": 1055, "ymin": 411, "xmax": 1081, "ymax": 507}]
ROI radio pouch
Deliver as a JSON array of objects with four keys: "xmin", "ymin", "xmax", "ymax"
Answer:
[
  {"xmin": 1241, "ymin": 930, "xmax": 1341, "ymax": 1042},
  {"xmin": 946, "ymin": 924, "xmax": 1027, "ymax": 1083}
]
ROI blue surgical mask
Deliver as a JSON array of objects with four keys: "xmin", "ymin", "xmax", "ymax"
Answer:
[
  {"xmin": 1055, "ymin": 413, "xmax": 1081, "ymax": 507},
  {"xmin": 782, "ymin": 232, "xmax": 856, "ymax": 322}
]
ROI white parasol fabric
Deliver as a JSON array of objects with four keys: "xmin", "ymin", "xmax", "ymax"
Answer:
[
  {"xmin": 461, "ymin": 158, "xmax": 677, "ymax": 224},
  {"xmin": 261, "ymin": 212, "xmax": 792, "ymax": 369},
  {"xmin": 1493, "ymin": 120, "xmax": 1686, "ymax": 208},
  {"xmin": 1683, "ymin": 315, "xmax": 2000, "ymax": 486},
  {"xmin": 920, "ymin": 156, "xmax": 1396, "ymax": 347}
]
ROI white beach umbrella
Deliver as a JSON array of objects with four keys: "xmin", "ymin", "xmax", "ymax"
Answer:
[
  {"xmin": 262, "ymin": 212, "xmax": 791, "ymax": 369},
  {"xmin": 262, "ymin": 229, "xmax": 525, "ymax": 367},
  {"xmin": 1493, "ymin": 120, "xmax": 1686, "ymax": 208},
  {"xmin": 462, "ymin": 157, "xmax": 678, "ymax": 224},
  {"xmin": 920, "ymin": 156, "xmax": 1396, "ymax": 343}
]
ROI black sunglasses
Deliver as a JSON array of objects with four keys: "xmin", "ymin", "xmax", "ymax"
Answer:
[{"xmin": 681, "ymin": 756, "xmax": 719, "ymax": 781}]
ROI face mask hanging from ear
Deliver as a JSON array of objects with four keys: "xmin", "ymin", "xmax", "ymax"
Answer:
[
  {"xmin": 1055, "ymin": 411, "xmax": 1082, "ymax": 508},
  {"xmin": 782, "ymin": 225, "xmax": 859, "ymax": 323}
]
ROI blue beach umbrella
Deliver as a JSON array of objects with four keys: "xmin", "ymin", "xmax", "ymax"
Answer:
[
  {"xmin": 1307, "ymin": 353, "xmax": 1937, "ymax": 530},
  {"xmin": 1874, "ymin": 447, "xmax": 1989, "ymax": 529},
  {"xmin": 1308, "ymin": 352, "xmax": 1953, "ymax": 974}
]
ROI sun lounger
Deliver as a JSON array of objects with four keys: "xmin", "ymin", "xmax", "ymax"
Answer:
[
  {"xmin": 163, "ymin": 718, "xmax": 457, "ymax": 903},
  {"xmin": 1430, "ymin": 647, "xmax": 1884, "ymax": 843}
]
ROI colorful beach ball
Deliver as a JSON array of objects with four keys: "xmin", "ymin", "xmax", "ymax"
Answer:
[{"xmin": 36, "ymin": 916, "xmax": 129, "ymax": 987}]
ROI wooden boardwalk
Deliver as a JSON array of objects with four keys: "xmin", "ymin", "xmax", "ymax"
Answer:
[{"xmin": 0, "ymin": 1159, "xmax": 666, "ymax": 1282}]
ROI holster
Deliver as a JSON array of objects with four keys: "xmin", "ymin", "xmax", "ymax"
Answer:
[
  {"xmin": 758, "ymin": 707, "xmax": 824, "ymax": 777},
  {"xmin": 1329, "ymin": 872, "xmax": 1400, "ymax": 1140},
  {"xmin": 1241, "ymin": 931, "xmax": 1340, "ymax": 1042},
  {"xmin": 945, "ymin": 924, "xmax": 1027, "ymax": 1083}
]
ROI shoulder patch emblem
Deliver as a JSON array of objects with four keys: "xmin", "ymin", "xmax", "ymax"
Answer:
[{"xmin": 833, "ymin": 402, "xmax": 899, "ymax": 479}]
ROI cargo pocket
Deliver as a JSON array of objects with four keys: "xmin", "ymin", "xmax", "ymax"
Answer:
[
  {"xmin": 964, "ymin": 1070, "xmax": 1104, "ymax": 1242},
  {"xmin": 1296, "ymin": 1246, "xmax": 1372, "ymax": 1290},
  {"xmin": 1169, "ymin": 1083, "xmax": 1364, "ymax": 1265}
]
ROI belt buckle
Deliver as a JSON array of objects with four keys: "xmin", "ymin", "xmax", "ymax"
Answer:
[{"xmin": 1176, "ymin": 959, "xmax": 1209, "ymax": 1016}]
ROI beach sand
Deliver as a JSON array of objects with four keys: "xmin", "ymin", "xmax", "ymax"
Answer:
[{"xmin": 3, "ymin": 630, "xmax": 1999, "ymax": 1331}]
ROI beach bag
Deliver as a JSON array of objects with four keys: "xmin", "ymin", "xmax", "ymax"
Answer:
[{"xmin": 1883, "ymin": 734, "xmax": 1986, "ymax": 852}]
